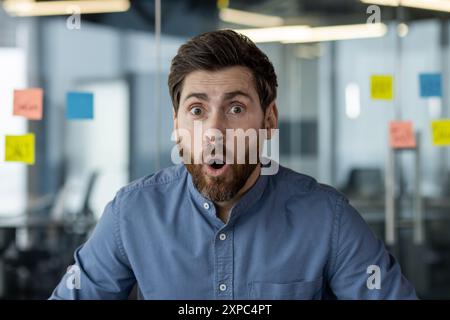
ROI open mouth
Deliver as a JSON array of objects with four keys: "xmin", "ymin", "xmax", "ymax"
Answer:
[
  {"xmin": 209, "ymin": 161, "xmax": 225, "ymax": 170},
  {"xmin": 207, "ymin": 158, "xmax": 225, "ymax": 169},
  {"xmin": 205, "ymin": 159, "xmax": 227, "ymax": 175}
]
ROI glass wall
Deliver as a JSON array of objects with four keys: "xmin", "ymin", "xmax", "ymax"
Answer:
[{"xmin": 0, "ymin": 0, "xmax": 449, "ymax": 299}]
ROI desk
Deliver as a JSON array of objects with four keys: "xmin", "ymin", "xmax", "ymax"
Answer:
[{"xmin": 0, "ymin": 214, "xmax": 95, "ymax": 299}]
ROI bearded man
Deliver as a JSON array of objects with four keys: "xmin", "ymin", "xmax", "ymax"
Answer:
[{"xmin": 50, "ymin": 30, "xmax": 416, "ymax": 300}]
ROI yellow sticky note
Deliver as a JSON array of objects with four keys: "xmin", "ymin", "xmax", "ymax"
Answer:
[
  {"xmin": 5, "ymin": 134, "xmax": 35, "ymax": 165},
  {"xmin": 371, "ymin": 75, "xmax": 393, "ymax": 100},
  {"xmin": 432, "ymin": 120, "xmax": 450, "ymax": 146}
]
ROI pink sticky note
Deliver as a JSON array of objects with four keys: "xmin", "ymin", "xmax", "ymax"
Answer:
[
  {"xmin": 389, "ymin": 121, "xmax": 416, "ymax": 149},
  {"xmin": 13, "ymin": 88, "xmax": 43, "ymax": 120}
]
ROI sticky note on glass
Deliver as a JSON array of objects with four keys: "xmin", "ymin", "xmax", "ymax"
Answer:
[
  {"xmin": 419, "ymin": 73, "xmax": 442, "ymax": 97},
  {"xmin": 431, "ymin": 120, "xmax": 450, "ymax": 146},
  {"xmin": 5, "ymin": 134, "xmax": 35, "ymax": 165},
  {"xmin": 371, "ymin": 75, "xmax": 393, "ymax": 100},
  {"xmin": 66, "ymin": 92, "xmax": 94, "ymax": 120},
  {"xmin": 389, "ymin": 121, "xmax": 416, "ymax": 149},
  {"xmin": 13, "ymin": 88, "xmax": 43, "ymax": 120}
]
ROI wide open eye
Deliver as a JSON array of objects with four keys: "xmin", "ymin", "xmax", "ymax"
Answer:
[
  {"xmin": 229, "ymin": 105, "xmax": 244, "ymax": 114},
  {"xmin": 190, "ymin": 106, "xmax": 203, "ymax": 116}
]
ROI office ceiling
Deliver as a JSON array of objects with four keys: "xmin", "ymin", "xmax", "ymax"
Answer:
[{"xmin": 8, "ymin": 0, "xmax": 450, "ymax": 37}]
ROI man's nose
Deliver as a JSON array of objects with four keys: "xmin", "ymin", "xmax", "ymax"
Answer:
[{"xmin": 203, "ymin": 110, "xmax": 226, "ymax": 143}]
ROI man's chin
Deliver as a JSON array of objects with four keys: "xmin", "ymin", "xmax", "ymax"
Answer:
[{"xmin": 185, "ymin": 162, "xmax": 258, "ymax": 202}]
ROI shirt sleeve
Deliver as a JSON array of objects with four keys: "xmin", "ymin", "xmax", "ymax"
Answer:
[
  {"xmin": 49, "ymin": 193, "xmax": 136, "ymax": 300},
  {"xmin": 327, "ymin": 196, "xmax": 418, "ymax": 299}
]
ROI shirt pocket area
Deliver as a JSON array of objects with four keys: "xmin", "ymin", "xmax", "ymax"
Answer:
[{"xmin": 248, "ymin": 277, "xmax": 323, "ymax": 300}]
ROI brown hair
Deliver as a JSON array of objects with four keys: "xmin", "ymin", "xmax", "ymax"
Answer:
[{"xmin": 168, "ymin": 29, "xmax": 278, "ymax": 113}]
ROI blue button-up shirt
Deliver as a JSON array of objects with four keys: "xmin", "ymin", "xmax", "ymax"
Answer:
[{"xmin": 50, "ymin": 163, "xmax": 417, "ymax": 299}]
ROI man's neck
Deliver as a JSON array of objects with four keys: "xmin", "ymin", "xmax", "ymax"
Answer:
[{"xmin": 214, "ymin": 164, "xmax": 261, "ymax": 224}]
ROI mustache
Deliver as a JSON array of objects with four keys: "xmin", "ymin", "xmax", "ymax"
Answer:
[
  {"xmin": 180, "ymin": 145, "xmax": 260, "ymax": 165},
  {"xmin": 177, "ymin": 140, "xmax": 233, "ymax": 163}
]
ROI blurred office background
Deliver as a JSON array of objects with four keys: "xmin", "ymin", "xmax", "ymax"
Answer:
[{"xmin": 0, "ymin": 0, "xmax": 449, "ymax": 299}]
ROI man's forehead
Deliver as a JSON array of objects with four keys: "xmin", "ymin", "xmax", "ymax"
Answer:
[{"xmin": 181, "ymin": 67, "xmax": 256, "ymax": 98}]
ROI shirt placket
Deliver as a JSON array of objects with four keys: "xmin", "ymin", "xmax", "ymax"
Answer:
[{"xmin": 214, "ymin": 224, "xmax": 234, "ymax": 299}]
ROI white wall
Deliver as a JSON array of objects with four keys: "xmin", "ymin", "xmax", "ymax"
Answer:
[{"xmin": 0, "ymin": 48, "xmax": 27, "ymax": 216}]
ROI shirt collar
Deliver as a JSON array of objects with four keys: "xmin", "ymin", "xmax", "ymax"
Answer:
[{"xmin": 185, "ymin": 163, "xmax": 269, "ymax": 225}]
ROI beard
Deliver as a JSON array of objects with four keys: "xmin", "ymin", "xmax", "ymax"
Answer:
[
  {"xmin": 185, "ymin": 160, "xmax": 258, "ymax": 202},
  {"xmin": 179, "ymin": 119, "xmax": 266, "ymax": 202}
]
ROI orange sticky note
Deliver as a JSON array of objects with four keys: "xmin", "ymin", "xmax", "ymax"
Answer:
[
  {"xmin": 13, "ymin": 88, "xmax": 43, "ymax": 120},
  {"xmin": 389, "ymin": 121, "xmax": 416, "ymax": 149}
]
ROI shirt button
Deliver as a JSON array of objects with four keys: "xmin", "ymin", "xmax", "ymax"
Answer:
[
  {"xmin": 219, "ymin": 283, "xmax": 227, "ymax": 292},
  {"xmin": 219, "ymin": 233, "xmax": 227, "ymax": 241},
  {"xmin": 203, "ymin": 202, "xmax": 210, "ymax": 210}
]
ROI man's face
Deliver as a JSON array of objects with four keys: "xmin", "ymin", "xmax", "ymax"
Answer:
[{"xmin": 174, "ymin": 66, "xmax": 275, "ymax": 202}]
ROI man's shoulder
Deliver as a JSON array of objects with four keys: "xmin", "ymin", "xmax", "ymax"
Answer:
[
  {"xmin": 273, "ymin": 165, "xmax": 353, "ymax": 228},
  {"xmin": 275, "ymin": 164, "xmax": 347, "ymax": 202},
  {"xmin": 117, "ymin": 164, "xmax": 186, "ymax": 198},
  {"xmin": 104, "ymin": 165, "xmax": 186, "ymax": 223}
]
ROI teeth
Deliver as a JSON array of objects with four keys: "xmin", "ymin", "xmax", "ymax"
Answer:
[
  {"xmin": 206, "ymin": 159, "xmax": 224, "ymax": 165},
  {"xmin": 211, "ymin": 163, "xmax": 225, "ymax": 170}
]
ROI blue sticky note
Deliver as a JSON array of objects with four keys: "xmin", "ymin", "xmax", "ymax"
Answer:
[
  {"xmin": 66, "ymin": 92, "xmax": 94, "ymax": 119},
  {"xmin": 419, "ymin": 73, "xmax": 442, "ymax": 97}
]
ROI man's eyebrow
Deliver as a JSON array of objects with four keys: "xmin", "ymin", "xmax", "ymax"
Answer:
[
  {"xmin": 182, "ymin": 91, "xmax": 253, "ymax": 103},
  {"xmin": 183, "ymin": 92, "xmax": 209, "ymax": 102},
  {"xmin": 224, "ymin": 90, "xmax": 253, "ymax": 101}
]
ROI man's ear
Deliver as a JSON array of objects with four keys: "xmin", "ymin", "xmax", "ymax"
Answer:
[
  {"xmin": 173, "ymin": 110, "xmax": 179, "ymax": 143},
  {"xmin": 173, "ymin": 109, "xmax": 177, "ymax": 128},
  {"xmin": 264, "ymin": 102, "xmax": 278, "ymax": 139}
]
